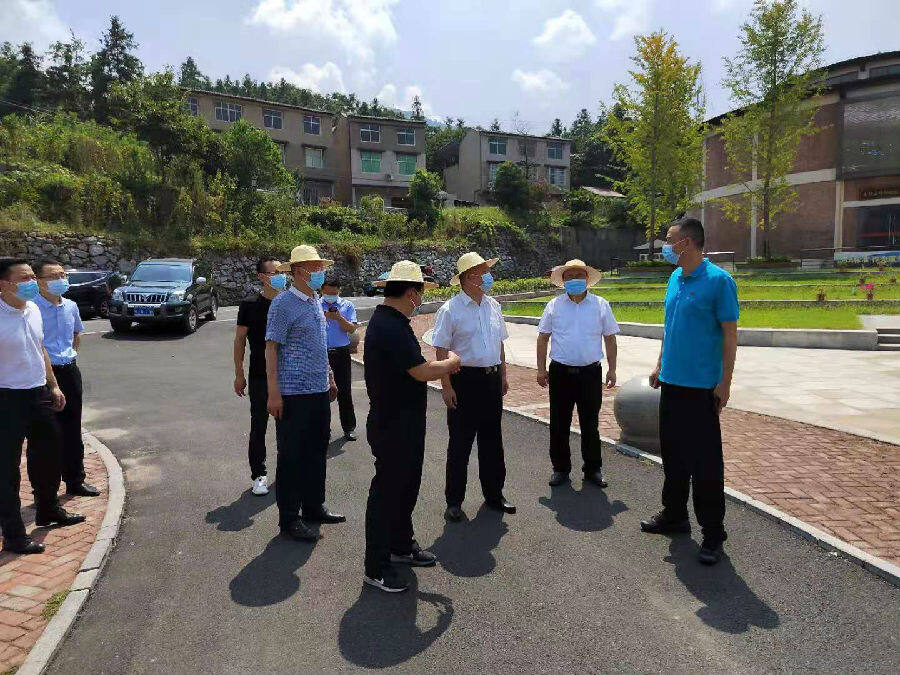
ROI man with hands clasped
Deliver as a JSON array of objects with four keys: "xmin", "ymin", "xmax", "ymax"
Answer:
[
  {"xmin": 536, "ymin": 259, "xmax": 619, "ymax": 489},
  {"xmin": 321, "ymin": 277, "xmax": 359, "ymax": 442}
]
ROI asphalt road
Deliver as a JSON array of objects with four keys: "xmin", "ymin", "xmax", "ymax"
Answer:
[{"xmin": 49, "ymin": 310, "xmax": 900, "ymax": 674}]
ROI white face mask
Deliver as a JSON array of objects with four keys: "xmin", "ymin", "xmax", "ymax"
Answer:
[
  {"xmin": 322, "ymin": 294, "xmax": 339, "ymax": 304},
  {"xmin": 409, "ymin": 290, "xmax": 423, "ymax": 316}
]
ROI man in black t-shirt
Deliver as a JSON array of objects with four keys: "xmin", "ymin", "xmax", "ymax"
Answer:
[
  {"xmin": 363, "ymin": 261, "xmax": 460, "ymax": 594},
  {"xmin": 234, "ymin": 258, "xmax": 287, "ymax": 495}
]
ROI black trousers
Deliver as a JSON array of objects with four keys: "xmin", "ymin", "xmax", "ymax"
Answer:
[
  {"xmin": 247, "ymin": 376, "xmax": 269, "ymax": 480},
  {"xmin": 274, "ymin": 392, "xmax": 330, "ymax": 528},
  {"xmin": 659, "ymin": 382, "xmax": 726, "ymax": 537},
  {"xmin": 445, "ymin": 368, "xmax": 505, "ymax": 507},
  {"xmin": 548, "ymin": 360, "xmax": 603, "ymax": 475},
  {"xmin": 364, "ymin": 412, "xmax": 425, "ymax": 577},
  {"xmin": 0, "ymin": 387, "xmax": 63, "ymax": 541},
  {"xmin": 52, "ymin": 362, "xmax": 85, "ymax": 486},
  {"xmin": 328, "ymin": 346, "xmax": 356, "ymax": 433}
]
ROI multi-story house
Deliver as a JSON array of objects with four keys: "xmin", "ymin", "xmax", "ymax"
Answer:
[
  {"xmin": 440, "ymin": 129, "xmax": 572, "ymax": 205},
  {"xmin": 333, "ymin": 115, "xmax": 427, "ymax": 207},
  {"xmin": 184, "ymin": 89, "xmax": 338, "ymax": 204}
]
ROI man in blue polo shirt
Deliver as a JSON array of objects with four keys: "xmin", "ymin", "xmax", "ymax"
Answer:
[
  {"xmin": 641, "ymin": 217, "xmax": 739, "ymax": 566},
  {"xmin": 321, "ymin": 276, "xmax": 358, "ymax": 441}
]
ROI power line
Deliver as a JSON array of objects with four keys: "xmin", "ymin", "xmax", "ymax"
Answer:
[{"xmin": 0, "ymin": 98, "xmax": 55, "ymax": 115}]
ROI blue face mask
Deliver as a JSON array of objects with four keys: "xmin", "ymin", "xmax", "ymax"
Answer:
[
  {"xmin": 269, "ymin": 273, "xmax": 287, "ymax": 290},
  {"xmin": 309, "ymin": 271, "xmax": 326, "ymax": 290},
  {"xmin": 662, "ymin": 238, "xmax": 688, "ymax": 265},
  {"xmin": 480, "ymin": 272, "xmax": 494, "ymax": 292},
  {"xmin": 16, "ymin": 279, "xmax": 40, "ymax": 302},
  {"xmin": 564, "ymin": 279, "xmax": 587, "ymax": 295},
  {"xmin": 46, "ymin": 279, "xmax": 70, "ymax": 296},
  {"xmin": 322, "ymin": 294, "xmax": 339, "ymax": 304}
]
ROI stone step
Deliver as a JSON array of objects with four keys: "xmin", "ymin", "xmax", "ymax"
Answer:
[
  {"xmin": 877, "ymin": 334, "xmax": 900, "ymax": 345},
  {"xmin": 875, "ymin": 343, "xmax": 900, "ymax": 351},
  {"xmin": 875, "ymin": 327, "xmax": 900, "ymax": 335}
]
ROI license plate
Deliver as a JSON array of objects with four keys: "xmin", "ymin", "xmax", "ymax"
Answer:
[{"xmin": 133, "ymin": 306, "xmax": 155, "ymax": 316}]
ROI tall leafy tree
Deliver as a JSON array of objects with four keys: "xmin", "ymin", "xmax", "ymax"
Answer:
[
  {"xmin": 718, "ymin": 0, "xmax": 824, "ymax": 258},
  {"xmin": 2, "ymin": 43, "xmax": 44, "ymax": 115},
  {"xmin": 0, "ymin": 42, "xmax": 17, "ymax": 97},
  {"xmin": 44, "ymin": 33, "xmax": 88, "ymax": 113},
  {"xmin": 90, "ymin": 15, "xmax": 143, "ymax": 123},
  {"xmin": 489, "ymin": 118, "xmax": 501, "ymax": 132},
  {"xmin": 178, "ymin": 57, "xmax": 209, "ymax": 89},
  {"xmin": 407, "ymin": 168, "xmax": 443, "ymax": 226},
  {"xmin": 548, "ymin": 118, "xmax": 564, "ymax": 136},
  {"xmin": 606, "ymin": 31, "xmax": 705, "ymax": 250}
]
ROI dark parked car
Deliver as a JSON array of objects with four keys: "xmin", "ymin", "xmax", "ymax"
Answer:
[
  {"xmin": 107, "ymin": 258, "xmax": 218, "ymax": 334},
  {"xmin": 64, "ymin": 269, "xmax": 125, "ymax": 319},
  {"xmin": 363, "ymin": 265, "xmax": 437, "ymax": 296}
]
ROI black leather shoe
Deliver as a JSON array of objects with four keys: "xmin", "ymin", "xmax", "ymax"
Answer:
[
  {"xmin": 699, "ymin": 533, "xmax": 727, "ymax": 565},
  {"xmin": 2, "ymin": 536, "xmax": 45, "ymax": 554},
  {"xmin": 640, "ymin": 510, "xmax": 691, "ymax": 534},
  {"xmin": 486, "ymin": 498, "xmax": 516, "ymax": 514},
  {"xmin": 344, "ymin": 429, "xmax": 358, "ymax": 441},
  {"xmin": 549, "ymin": 471, "xmax": 570, "ymax": 486},
  {"xmin": 304, "ymin": 508, "xmax": 346, "ymax": 524},
  {"xmin": 66, "ymin": 482, "xmax": 101, "ymax": 497},
  {"xmin": 280, "ymin": 520, "xmax": 320, "ymax": 542},
  {"xmin": 584, "ymin": 470, "xmax": 608, "ymax": 488},
  {"xmin": 444, "ymin": 505, "xmax": 464, "ymax": 521},
  {"xmin": 35, "ymin": 507, "xmax": 86, "ymax": 528}
]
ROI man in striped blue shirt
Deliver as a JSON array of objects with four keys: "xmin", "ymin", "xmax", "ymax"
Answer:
[{"xmin": 265, "ymin": 246, "xmax": 342, "ymax": 542}]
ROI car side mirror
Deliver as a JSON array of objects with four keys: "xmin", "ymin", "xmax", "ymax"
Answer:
[{"xmin": 196, "ymin": 277, "xmax": 207, "ymax": 284}]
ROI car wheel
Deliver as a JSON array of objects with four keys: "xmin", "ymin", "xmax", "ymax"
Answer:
[
  {"xmin": 205, "ymin": 294, "xmax": 218, "ymax": 320},
  {"xmin": 96, "ymin": 298, "xmax": 110, "ymax": 319},
  {"xmin": 182, "ymin": 304, "xmax": 199, "ymax": 334},
  {"xmin": 110, "ymin": 318, "xmax": 131, "ymax": 333}
]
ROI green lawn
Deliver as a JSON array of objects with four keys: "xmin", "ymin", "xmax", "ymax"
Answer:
[
  {"xmin": 550, "ymin": 281, "xmax": 900, "ymax": 302},
  {"xmin": 503, "ymin": 301, "xmax": 900, "ymax": 329}
]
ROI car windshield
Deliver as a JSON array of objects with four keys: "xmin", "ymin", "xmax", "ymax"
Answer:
[
  {"xmin": 130, "ymin": 263, "xmax": 192, "ymax": 283},
  {"xmin": 68, "ymin": 272, "xmax": 105, "ymax": 284}
]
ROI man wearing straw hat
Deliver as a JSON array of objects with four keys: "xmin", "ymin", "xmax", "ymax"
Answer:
[
  {"xmin": 536, "ymin": 260, "xmax": 619, "ymax": 489},
  {"xmin": 265, "ymin": 245, "xmax": 343, "ymax": 543},
  {"xmin": 363, "ymin": 261, "xmax": 461, "ymax": 593},
  {"xmin": 432, "ymin": 252, "xmax": 515, "ymax": 522}
]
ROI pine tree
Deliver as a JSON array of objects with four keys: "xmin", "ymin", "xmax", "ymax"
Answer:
[
  {"xmin": 178, "ymin": 57, "xmax": 209, "ymax": 89},
  {"xmin": 90, "ymin": 16, "xmax": 143, "ymax": 122},
  {"xmin": 489, "ymin": 118, "xmax": 501, "ymax": 132},
  {"xmin": 3, "ymin": 43, "xmax": 45, "ymax": 115},
  {"xmin": 411, "ymin": 95, "xmax": 424, "ymax": 120},
  {"xmin": 549, "ymin": 118, "xmax": 564, "ymax": 136},
  {"xmin": 45, "ymin": 33, "xmax": 88, "ymax": 113}
]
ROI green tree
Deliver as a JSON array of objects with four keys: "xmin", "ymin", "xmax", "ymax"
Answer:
[
  {"xmin": 606, "ymin": 31, "xmax": 705, "ymax": 251},
  {"xmin": 90, "ymin": 16, "xmax": 143, "ymax": 123},
  {"xmin": 407, "ymin": 168, "xmax": 442, "ymax": 226},
  {"xmin": 549, "ymin": 118, "xmax": 564, "ymax": 136},
  {"xmin": 3, "ymin": 43, "xmax": 44, "ymax": 115},
  {"xmin": 223, "ymin": 119, "xmax": 293, "ymax": 192},
  {"xmin": 492, "ymin": 161, "xmax": 530, "ymax": 215},
  {"xmin": 178, "ymin": 56, "xmax": 209, "ymax": 89},
  {"xmin": 489, "ymin": 118, "xmax": 501, "ymax": 132},
  {"xmin": 719, "ymin": 0, "xmax": 825, "ymax": 258},
  {"xmin": 411, "ymin": 95, "xmax": 424, "ymax": 120},
  {"xmin": 0, "ymin": 42, "xmax": 17, "ymax": 98},
  {"xmin": 44, "ymin": 33, "xmax": 88, "ymax": 114}
]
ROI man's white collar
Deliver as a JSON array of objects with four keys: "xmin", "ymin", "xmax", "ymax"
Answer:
[{"xmin": 289, "ymin": 286, "xmax": 313, "ymax": 302}]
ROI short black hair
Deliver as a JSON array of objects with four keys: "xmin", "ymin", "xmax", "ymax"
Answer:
[
  {"xmin": 671, "ymin": 216, "xmax": 705, "ymax": 249},
  {"xmin": 256, "ymin": 257, "xmax": 277, "ymax": 273},
  {"xmin": 322, "ymin": 276, "xmax": 342, "ymax": 288},
  {"xmin": 34, "ymin": 259, "xmax": 63, "ymax": 277},
  {"xmin": 0, "ymin": 257, "xmax": 29, "ymax": 280},
  {"xmin": 384, "ymin": 280, "xmax": 424, "ymax": 298}
]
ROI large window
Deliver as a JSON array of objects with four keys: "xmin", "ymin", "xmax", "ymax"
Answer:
[
  {"xmin": 263, "ymin": 108, "xmax": 283, "ymax": 130},
  {"xmin": 397, "ymin": 127, "xmax": 415, "ymax": 145},
  {"xmin": 548, "ymin": 166, "xmax": 566, "ymax": 187},
  {"xmin": 547, "ymin": 141, "xmax": 563, "ymax": 160},
  {"xmin": 841, "ymin": 94, "xmax": 900, "ymax": 178},
  {"xmin": 303, "ymin": 181, "xmax": 333, "ymax": 205},
  {"xmin": 185, "ymin": 97, "xmax": 199, "ymax": 117},
  {"xmin": 215, "ymin": 100, "xmax": 242, "ymax": 122},
  {"xmin": 305, "ymin": 147, "xmax": 324, "ymax": 169},
  {"xmin": 303, "ymin": 115, "xmax": 321, "ymax": 135},
  {"xmin": 488, "ymin": 162, "xmax": 501, "ymax": 184},
  {"xmin": 518, "ymin": 139, "xmax": 536, "ymax": 158},
  {"xmin": 397, "ymin": 153, "xmax": 417, "ymax": 175},
  {"xmin": 360, "ymin": 123, "xmax": 381, "ymax": 143},
  {"xmin": 489, "ymin": 137, "xmax": 507, "ymax": 155},
  {"xmin": 361, "ymin": 150, "xmax": 381, "ymax": 173}
]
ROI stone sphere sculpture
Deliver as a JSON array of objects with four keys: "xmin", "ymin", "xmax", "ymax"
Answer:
[{"xmin": 613, "ymin": 376, "xmax": 661, "ymax": 453}]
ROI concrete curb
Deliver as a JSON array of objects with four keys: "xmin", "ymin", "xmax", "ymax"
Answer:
[{"xmin": 17, "ymin": 432, "xmax": 126, "ymax": 675}]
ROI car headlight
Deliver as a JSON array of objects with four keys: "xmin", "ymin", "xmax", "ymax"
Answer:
[
  {"xmin": 112, "ymin": 287, "xmax": 124, "ymax": 300},
  {"xmin": 168, "ymin": 291, "xmax": 186, "ymax": 303}
]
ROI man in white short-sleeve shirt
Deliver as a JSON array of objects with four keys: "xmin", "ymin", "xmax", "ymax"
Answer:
[
  {"xmin": 432, "ymin": 252, "xmax": 515, "ymax": 521},
  {"xmin": 537, "ymin": 259, "xmax": 619, "ymax": 489}
]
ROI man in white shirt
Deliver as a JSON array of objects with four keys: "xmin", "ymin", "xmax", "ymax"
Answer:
[
  {"xmin": 433, "ymin": 252, "xmax": 515, "ymax": 521},
  {"xmin": 536, "ymin": 259, "xmax": 619, "ymax": 489},
  {"xmin": 0, "ymin": 258, "xmax": 85, "ymax": 556}
]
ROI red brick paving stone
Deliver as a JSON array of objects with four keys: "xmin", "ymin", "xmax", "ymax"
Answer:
[
  {"xmin": 0, "ymin": 446, "xmax": 109, "ymax": 673},
  {"xmin": 356, "ymin": 314, "xmax": 900, "ymax": 567}
]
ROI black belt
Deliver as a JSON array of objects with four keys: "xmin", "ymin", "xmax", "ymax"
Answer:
[
  {"xmin": 52, "ymin": 360, "xmax": 77, "ymax": 369},
  {"xmin": 458, "ymin": 365, "xmax": 501, "ymax": 375},
  {"xmin": 552, "ymin": 360, "xmax": 600, "ymax": 374},
  {"xmin": 328, "ymin": 345, "xmax": 350, "ymax": 353}
]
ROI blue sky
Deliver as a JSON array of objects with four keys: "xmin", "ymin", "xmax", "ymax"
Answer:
[{"xmin": 4, "ymin": 0, "xmax": 899, "ymax": 132}]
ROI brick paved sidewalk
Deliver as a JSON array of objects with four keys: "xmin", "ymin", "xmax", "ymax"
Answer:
[
  {"xmin": 357, "ymin": 314, "xmax": 900, "ymax": 567},
  {"xmin": 0, "ymin": 444, "xmax": 109, "ymax": 672}
]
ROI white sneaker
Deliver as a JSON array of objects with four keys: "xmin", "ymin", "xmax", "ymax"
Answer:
[{"xmin": 252, "ymin": 475, "xmax": 269, "ymax": 495}]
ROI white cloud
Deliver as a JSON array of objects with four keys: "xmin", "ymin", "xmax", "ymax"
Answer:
[
  {"xmin": 247, "ymin": 0, "xmax": 399, "ymax": 65},
  {"xmin": 533, "ymin": 9, "xmax": 597, "ymax": 62},
  {"xmin": 376, "ymin": 82, "xmax": 439, "ymax": 120},
  {"xmin": 269, "ymin": 62, "xmax": 346, "ymax": 93},
  {"xmin": 511, "ymin": 68, "xmax": 570, "ymax": 97},
  {"xmin": 0, "ymin": 0, "xmax": 69, "ymax": 49},
  {"xmin": 595, "ymin": 0, "xmax": 652, "ymax": 41}
]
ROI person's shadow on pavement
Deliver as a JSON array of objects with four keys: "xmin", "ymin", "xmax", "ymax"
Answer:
[
  {"xmin": 205, "ymin": 488, "xmax": 275, "ymax": 532},
  {"xmin": 327, "ymin": 437, "xmax": 348, "ymax": 459},
  {"xmin": 338, "ymin": 573, "xmax": 453, "ymax": 668},
  {"xmin": 538, "ymin": 481, "xmax": 628, "ymax": 532},
  {"xmin": 229, "ymin": 534, "xmax": 317, "ymax": 607},
  {"xmin": 665, "ymin": 537, "xmax": 780, "ymax": 633},
  {"xmin": 427, "ymin": 503, "xmax": 509, "ymax": 577}
]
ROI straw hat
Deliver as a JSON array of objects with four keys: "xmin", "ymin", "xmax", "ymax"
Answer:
[
  {"xmin": 549, "ymin": 259, "xmax": 603, "ymax": 288},
  {"xmin": 277, "ymin": 245, "xmax": 334, "ymax": 272},
  {"xmin": 450, "ymin": 251, "xmax": 499, "ymax": 286},
  {"xmin": 374, "ymin": 260, "xmax": 438, "ymax": 289}
]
